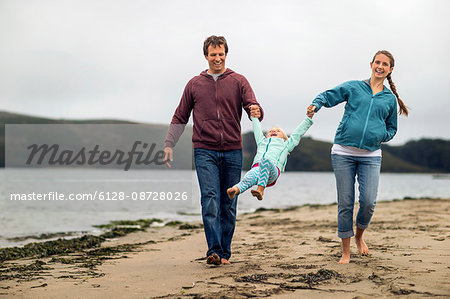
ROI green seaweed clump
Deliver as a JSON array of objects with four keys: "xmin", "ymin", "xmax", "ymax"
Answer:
[
  {"xmin": 0, "ymin": 235, "xmax": 103, "ymax": 263},
  {"xmin": 0, "ymin": 260, "xmax": 50, "ymax": 281},
  {"xmin": 290, "ymin": 269, "xmax": 340, "ymax": 288},
  {"xmin": 93, "ymin": 218, "xmax": 164, "ymax": 229},
  {"xmin": 178, "ymin": 223, "xmax": 203, "ymax": 230}
]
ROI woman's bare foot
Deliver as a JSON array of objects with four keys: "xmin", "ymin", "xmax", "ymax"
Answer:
[
  {"xmin": 338, "ymin": 237, "xmax": 351, "ymax": 264},
  {"xmin": 338, "ymin": 253, "xmax": 350, "ymax": 264},
  {"xmin": 227, "ymin": 186, "xmax": 239, "ymax": 199},
  {"xmin": 355, "ymin": 236, "xmax": 369, "ymax": 255},
  {"xmin": 355, "ymin": 227, "xmax": 369, "ymax": 255},
  {"xmin": 221, "ymin": 258, "xmax": 231, "ymax": 265}
]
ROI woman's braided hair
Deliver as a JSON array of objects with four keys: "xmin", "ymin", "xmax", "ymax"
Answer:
[{"xmin": 372, "ymin": 50, "xmax": 409, "ymax": 116}]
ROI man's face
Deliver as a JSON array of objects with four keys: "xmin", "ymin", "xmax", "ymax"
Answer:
[{"xmin": 205, "ymin": 44, "xmax": 226, "ymax": 74}]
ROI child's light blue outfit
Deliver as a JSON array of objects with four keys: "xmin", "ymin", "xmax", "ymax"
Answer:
[
  {"xmin": 236, "ymin": 157, "xmax": 280, "ymax": 192},
  {"xmin": 235, "ymin": 116, "xmax": 313, "ymax": 193}
]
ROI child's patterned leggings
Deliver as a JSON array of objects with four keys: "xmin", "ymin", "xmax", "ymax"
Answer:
[{"xmin": 235, "ymin": 158, "xmax": 279, "ymax": 193}]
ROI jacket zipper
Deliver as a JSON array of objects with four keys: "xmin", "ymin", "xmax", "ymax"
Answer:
[
  {"xmin": 359, "ymin": 94, "xmax": 375, "ymax": 148},
  {"xmin": 262, "ymin": 139, "xmax": 271, "ymax": 159},
  {"xmin": 278, "ymin": 146, "xmax": 287, "ymax": 169}
]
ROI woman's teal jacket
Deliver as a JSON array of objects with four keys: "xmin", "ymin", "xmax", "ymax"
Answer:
[{"xmin": 312, "ymin": 79, "xmax": 397, "ymax": 151}]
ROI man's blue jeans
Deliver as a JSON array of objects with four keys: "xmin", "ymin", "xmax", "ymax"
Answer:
[
  {"xmin": 194, "ymin": 148, "xmax": 242, "ymax": 260},
  {"xmin": 331, "ymin": 154, "xmax": 382, "ymax": 239}
]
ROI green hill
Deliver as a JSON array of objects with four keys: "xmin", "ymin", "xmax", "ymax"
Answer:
[
  {"xmin": 383, "ymin": 139, "xmax": 450, "ymax": 172},
  {"xmin": 0, "ymin": 110, "xmax": 138, "ymax": 124},
  {"xmin": 242, "ymin": 133, "xmax": 432, "ymax": 172},
  {"xmin": 1, "ymin": 110, "xmax": 448, "ymax": 172}
]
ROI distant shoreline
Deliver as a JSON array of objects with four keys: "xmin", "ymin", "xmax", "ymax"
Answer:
[
  {"xmin": 0, "ymin": 195, "xmax": 443, "ymax": 249},
  {"xmin": 0, "ymin": 196, "xmax": 443, "ymax": 251}
]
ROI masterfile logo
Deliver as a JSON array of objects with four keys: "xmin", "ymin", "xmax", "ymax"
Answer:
[
  {"xmin": 26, "ymin": 141, "xmax": 165, "ymax": 171},
  {"xmin": 5, "ymin": 124, "xmax": 192, "ymax": 170}
]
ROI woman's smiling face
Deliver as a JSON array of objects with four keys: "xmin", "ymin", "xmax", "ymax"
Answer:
[{"xmin": 370, "ymin": 53, "xmax": 393, "ymax": 80}]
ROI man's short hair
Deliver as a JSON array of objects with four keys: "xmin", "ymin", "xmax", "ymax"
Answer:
[{"xmin": 203, "ymin": 35, "xmax": 228, "ymax": 56}]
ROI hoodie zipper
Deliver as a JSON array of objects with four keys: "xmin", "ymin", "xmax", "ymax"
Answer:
[{"xmin": 215, "ymin": 78, "xmax": 223, "ymax": 146}]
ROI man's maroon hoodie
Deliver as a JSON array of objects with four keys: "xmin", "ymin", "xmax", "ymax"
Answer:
[{"xmin": 165, "ymin": 68, "xmax": 263, "ymax": 151}]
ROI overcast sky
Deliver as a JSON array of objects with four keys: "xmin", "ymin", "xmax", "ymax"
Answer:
[{"xmin": 1, "ymin": 0, "xmax": 449, "ymax": 145}]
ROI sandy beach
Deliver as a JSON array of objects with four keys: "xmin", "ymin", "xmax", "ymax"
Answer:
[{"xmin": 1, "ymin": 197, "xmax": 449, "ymax": 298}]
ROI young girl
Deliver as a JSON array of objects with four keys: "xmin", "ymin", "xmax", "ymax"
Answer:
[
  {"xmin": 227, "ymin": 112, "xmax": 313, "ymax": 201},
  {"xmin": 308, "ymin": 50, "xmax": 408, "ymax": 264}
]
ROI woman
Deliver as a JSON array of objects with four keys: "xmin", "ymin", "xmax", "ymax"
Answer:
[{"xmin": 308, "ymin": 50, "xmax": 408, "ymax": 264}]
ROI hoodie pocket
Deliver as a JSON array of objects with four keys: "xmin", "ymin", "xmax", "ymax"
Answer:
[
  {"xmin": 194, "ymin": 119, "xmax": 220, "ymax": 144},
  {"xmin": 222, "ymin": 117, "xmax": 241, "ymax": 144}
]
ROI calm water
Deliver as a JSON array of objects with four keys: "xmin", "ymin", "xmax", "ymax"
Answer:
[{"xmin": 0, "ymin": 169, "xmax": 449, "ymax": 247}]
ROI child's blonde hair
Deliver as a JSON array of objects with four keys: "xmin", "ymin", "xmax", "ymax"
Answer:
[{"xmin": 267, "ymin": 126, "xmax": 288, "ymax": 141}]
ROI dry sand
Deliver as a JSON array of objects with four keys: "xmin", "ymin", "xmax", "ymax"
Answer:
[{"xmin": 1, "ymin": 198, "xmax": 449, "ymax": 298}]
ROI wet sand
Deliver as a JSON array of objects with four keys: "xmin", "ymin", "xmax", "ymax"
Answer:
[{"xmin": 1, "ymin": 198, "xmax": 449, "ymax": 298}]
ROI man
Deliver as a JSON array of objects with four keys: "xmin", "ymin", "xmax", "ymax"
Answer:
[{"xmin": 163, "ymin": 35, "xmax": 263, "ymax": 265}]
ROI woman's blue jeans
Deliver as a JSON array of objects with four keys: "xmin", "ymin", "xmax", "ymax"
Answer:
[
  {"xmin": 194, "ymin": 148, "xmax": 242, "ymax": 260},
  {"xmin": 331, "ymin": 154, "xmax": 381, "ymax": 239}
]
